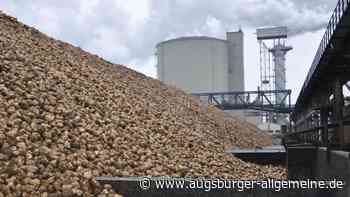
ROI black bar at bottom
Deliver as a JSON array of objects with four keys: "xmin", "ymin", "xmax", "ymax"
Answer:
[{"xmin": 95, "ymin": 177, "xmax": 337, "ymax": 197}]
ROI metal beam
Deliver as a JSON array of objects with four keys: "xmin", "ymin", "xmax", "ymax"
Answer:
[
  {"xmin": 192, "ymin": 90, "xmax": 293, "ymax": 114},
  {"xmin": 333, "ymin": 79, "xmax": 345, "ymax": 147},
  {"xmin": 294, "ymin": 0, "xmax": 350, "ymax": 117},
  {"xmin": 320, "ymin": 107, "xmax": 329, "ymax": 148}
]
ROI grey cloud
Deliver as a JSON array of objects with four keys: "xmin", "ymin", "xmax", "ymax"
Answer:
[{"xmin": 0, "ymin": 0, "xmax": 338, "ymax": 75}]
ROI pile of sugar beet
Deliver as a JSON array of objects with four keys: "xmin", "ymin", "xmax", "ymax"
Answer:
[{"xmin": 0, "ymin": 11, "xmax": 285, "ymax": 196}]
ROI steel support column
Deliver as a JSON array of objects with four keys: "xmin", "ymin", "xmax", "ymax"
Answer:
[
  {"xmin": 333, "ymin": 79, "xmax": 345, "ymax": 147},
  {"xmin": 320, "ymin": 107, "xmax": 329, "ymax": 147}
]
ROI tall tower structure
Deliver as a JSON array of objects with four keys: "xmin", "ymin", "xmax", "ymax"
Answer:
[
  {"xmin": 227, "ymin": 30, "xmax": 245, "ymax": 92},
  {"xmin": 256, "ymin": 26, "xmax": 293, "ymax": 124},
  {"xmin": 269, "ymin": 40, "xmax": 292, "ymax": 104}
]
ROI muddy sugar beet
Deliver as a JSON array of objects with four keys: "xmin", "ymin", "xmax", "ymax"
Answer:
[{"xmin": 0, "ymin": 11, "xmax": 286, "ymax": 196}]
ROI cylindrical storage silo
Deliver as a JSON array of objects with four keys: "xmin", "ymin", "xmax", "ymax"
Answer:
[
  {"xmin": 156, "ymin": 37, "xmax": 229, "ymax": 93},
  {"xmin": 156, "ymin": 33, "xmax": 249, "ymax": 124}
]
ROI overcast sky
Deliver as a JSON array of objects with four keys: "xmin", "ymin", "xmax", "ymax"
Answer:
[{"xmin": 0, "ymin": 0, "xmax": 339, "ymax": 102}]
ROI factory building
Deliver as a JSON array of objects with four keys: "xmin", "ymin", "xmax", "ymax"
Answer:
[
  {"xmin": 156, "ymin": 31, "xmax": 261, "ymax": 125},
  {"xmin": 156, "ymin": 31, "xmax": 244, "ymax": 93}
]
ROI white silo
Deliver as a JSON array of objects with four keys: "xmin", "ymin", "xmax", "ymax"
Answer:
[{"xmin": 156, "ymin": 31, "xmax": 244, "ymax": 93}]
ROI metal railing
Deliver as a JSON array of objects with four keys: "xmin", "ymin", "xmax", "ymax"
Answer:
[
  {"xmin": 192, "ymin": 89, "xmax": 293, "ymax": 113},
  {"xmin": 284, "ymin": 120, "xmax": 350, "ymax": 146},
  {"xmin": 296, "ymin": 0, "xmax": 350, "ymax": 109}
]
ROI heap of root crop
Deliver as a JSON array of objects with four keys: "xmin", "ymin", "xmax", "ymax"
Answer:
[{"xmin": 0, "ymin": 11, "xmax": 284, "ymax": 196}]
